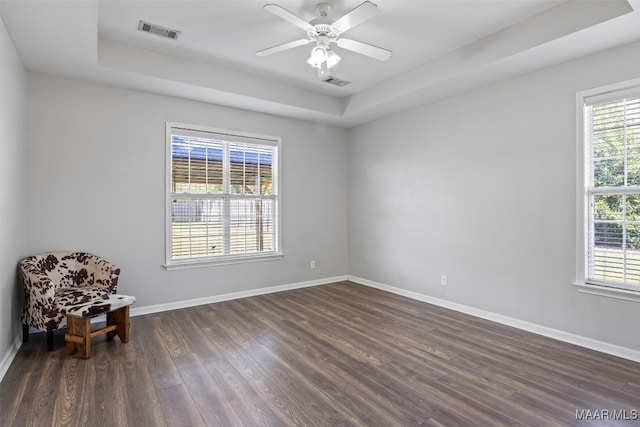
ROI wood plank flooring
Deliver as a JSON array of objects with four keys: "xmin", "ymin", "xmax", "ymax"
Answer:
[{"xmin": 2, "ymin": 281, "xmax": 639, "ymax": 426}]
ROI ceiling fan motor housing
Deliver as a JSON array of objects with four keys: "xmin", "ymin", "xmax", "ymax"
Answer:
[
  {"xmin": 308, "ymin": 23, "xmax": 339, "ymax": 41},
  {"xmin": 309, "ymin": 2, "xmax": 339, "ymax": 40}
]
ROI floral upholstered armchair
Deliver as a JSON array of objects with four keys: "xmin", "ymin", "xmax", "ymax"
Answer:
[{"xmin": 20, "ymin": 252, "xmax": 120, "ymax": 350}]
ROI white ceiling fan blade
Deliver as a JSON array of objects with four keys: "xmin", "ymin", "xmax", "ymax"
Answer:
[
  {"xmin": 337, "ymin": 38, "xmax": 392, "ymax": 61},
  {"xmin": 332, "ymin": 1, "xmax": 380, "ymax": 33},
  {"xmin": 263, "ymin": 4, "xmax": 314, "ymax": 32},
  {"xmin": 256, "ymin": 39, "xmax": 311, "ymax": 57}
]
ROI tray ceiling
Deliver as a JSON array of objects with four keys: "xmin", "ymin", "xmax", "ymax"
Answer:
[{"xmin": 2, "ymin": 0, "xmax": 639, "ymax": 127}]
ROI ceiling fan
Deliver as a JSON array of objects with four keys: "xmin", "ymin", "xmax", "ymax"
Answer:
[{"xmin": 256, "ymin": 1, "xmax": 392, "ymax": 79}]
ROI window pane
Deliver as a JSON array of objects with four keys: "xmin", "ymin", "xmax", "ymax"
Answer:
[
  {"xmin": 171, "ymin": 198, "xmax": 224, "ymax": 259},
  {"xmin": 625, "ymin": 250, "xmax": 640, "ymax": 285},
  {"xmin": 260, "ymin": 152, "xmax": 273, "ymax": 196},
  {"xmin": 593, "ymin": 222, "xmax": 623, "ymax": 248},
  {"xmin": 593, "ymin": 130, "xmax": 624, "ymax": 158},
  {"xmin": 591, "ymin": 248, "xmax": 625, "ymax": 283},
  {"xmin": 627, "ymin": 223, "xmax": 640, "ymax": 250},
  {"xmin": 593, "ymin": 101, "xmax": 625, "ymax": 158},
  {"xmin": 229, "ymin": 148, "xmax": 247, "ymax": 195},
  {"xmin": 260, "ymin": 199, "xmax": 275, "ymax": 251},
  {"xmin": 628, "ymin": 191, "xmax": 640, "ymax": 252},
  {"xmin": 229, "ymin": 198, "xmax": 274, "ymax": 254},
  {"xmin": 594, "ymin": 194, "xmax": 622, "ymax": 220},
  {"xmin": 205, "ymin": 145, "xmax": 224, "ymax": 193},
  {"xmin": 626, "ymin": 126, "xmax": 640, "ymax": 155},
  {"xmin": 172, "ymin": 138, "xmax": 191, "ymax": 193},
  {"xmin": 627, "ymin": 156, "xmax": 640, "ymax": 186},
  {"xmin": 171, "ymin": 136, "xmax": 224, "ymax": 194},
  {"xmin": 593, "ymin": 102, "xmax": 625, "ymax": 129},
  {"xmin": 593, "ymin": 158, "xmax": 623, "ymax": 187},
  {"xmin": 229, "ymin": 143, "xmax": 274, "ymax": 195},
  {"xmin": 626, "ymin": 194, "xmax": 640, "ymax": 221}
]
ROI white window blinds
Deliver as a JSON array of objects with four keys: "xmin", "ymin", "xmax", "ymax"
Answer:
[
  {"xmin": 166, "ymin": 123, "xmax": 281, "ymax": 267},
  {"xmin": 585, "ymin": 90, "xmax": 640, "ymax": 290}
]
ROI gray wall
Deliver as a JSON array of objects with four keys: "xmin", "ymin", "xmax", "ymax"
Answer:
[
  {"xmin": 25, "ymin": 73, "xmax": 349, "ymax": 308},
  {"xmin": 0, "ymin": 15, "xmax": 26, "ymax": 366},
  {"xmin": 4, "ymin": 26, "xmax": 640, "ymax": 372},
  {"xmin": 348, "ymin": 40, "xmax": 640, "ymax": 352}
]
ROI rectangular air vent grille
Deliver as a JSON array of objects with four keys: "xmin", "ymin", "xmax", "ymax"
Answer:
[
  {"xmin": 138, "ymin": 20, "xmax": 181, "ymax": 40},
  {"xmin": 322, "ymin": 77, "xmax": 350, "ymax": 87}
]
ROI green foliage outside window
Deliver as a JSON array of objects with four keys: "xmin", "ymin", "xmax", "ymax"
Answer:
[{"xmin": 591, "ymin": 100, "xmax": 640, "ymax": 250}]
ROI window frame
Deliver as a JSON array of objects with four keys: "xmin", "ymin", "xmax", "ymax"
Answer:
[
  {"xmin": 575, "ymin": 78, "xmax": 640, "ymax": 301},
  {"xmin": 164, "ymin": 122, "xmax": 283, "ymax": 270}
]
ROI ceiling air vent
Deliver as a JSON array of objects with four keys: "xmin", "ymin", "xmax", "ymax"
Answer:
[
  {"xmin": 137, "ymin": 20, "xmax": 181, "ymax": 40},
  {"xmin": 322, "ymin": 77, "xmax": 350, "ymax": 87}
]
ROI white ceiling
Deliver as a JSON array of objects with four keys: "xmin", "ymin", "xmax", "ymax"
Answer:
[{"xmin": 2, "ymin": 0, "xmax": 640, "ymax": 127}]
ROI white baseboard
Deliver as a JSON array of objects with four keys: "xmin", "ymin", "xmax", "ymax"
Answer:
[
  {"xmin": 130, "ymin": 275, "xmax": 348, "ymax": 317},
  {"xmin": 0, "ymin": 275, "xmax": 348, "ymax": 383},
  {"xmin": 4, "ymin": 272, "xmax": 635, "ymax": 384},
  {"xmin": 0, "ymin": 334, "xmax": 23, "ymax": 383},
  {"xmin": 349, "ymin": 275, "xmax": 640, "ymax": 364}
]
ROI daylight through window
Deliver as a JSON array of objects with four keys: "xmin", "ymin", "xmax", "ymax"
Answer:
[
  {"xmin": 166, "ymin": 123, "xmax": 280, "ymax": 267},
  {"xmin": 584, "ymin": 88, "xmax": 640, "ymax": 290}
]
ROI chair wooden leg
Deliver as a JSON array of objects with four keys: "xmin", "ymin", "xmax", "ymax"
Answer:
[
  {"xmin": 47, "ymin": 331, "xmax": 54, "ymax": 351},
  {"xmin": 22, "ymin": 324, "xmax": 29, "ymax": 343}
]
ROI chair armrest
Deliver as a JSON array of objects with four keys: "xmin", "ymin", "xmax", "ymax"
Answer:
[
  {"xmin": 90, "ymin": 258, "xmax": 121, "ymax": 294},
  {"xmin": 20, "ymin": 262, "xmax": 56, "ymax": 306}
]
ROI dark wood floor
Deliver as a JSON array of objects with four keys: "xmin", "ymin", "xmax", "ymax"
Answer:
[{"xmin": 2, "ymin": 281, "xmax": 639, "ymax": 426}]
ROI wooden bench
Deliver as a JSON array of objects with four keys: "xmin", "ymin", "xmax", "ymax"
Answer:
[{"xmin": 57, "ymin": 294, "xmax": 136, "ymax": 359}]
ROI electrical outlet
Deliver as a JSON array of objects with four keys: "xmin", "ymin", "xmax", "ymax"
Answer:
[
  {"xmin": 310, "ymin": 260, "xmax": 316, "ymax": 269},
  {"xmin": 441, "ymin": 275, "xmax": 448, "ymax": 286}
]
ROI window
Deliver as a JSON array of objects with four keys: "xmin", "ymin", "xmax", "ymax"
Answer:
[
  {"xmin": 579, "ymin": 81, "xmax": 640, "ymax": 292},
  {"xmin": 166, "ymin": 122, "xmax": 281, "ymax": 268}
]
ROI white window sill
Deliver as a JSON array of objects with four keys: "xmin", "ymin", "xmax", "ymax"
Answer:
[
  {"xmin": 164, "ymin": 253, "xmax": 283, "ymax": 270},
  {"xmin": 573, "ymin": 282, "xmax": 640, "ymax": 303}
]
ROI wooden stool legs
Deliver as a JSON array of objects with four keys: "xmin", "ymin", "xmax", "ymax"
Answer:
[
  {"xmin": 107, "ymin": 305, "xmax": 130, "ymax": 343},
  {"xmin": 65, "ymin": 316, "xmax": 91, "ymax": 358},
  {"xmin": 65, "ymin": 305, "xmax": 131, "ymax": 359}
]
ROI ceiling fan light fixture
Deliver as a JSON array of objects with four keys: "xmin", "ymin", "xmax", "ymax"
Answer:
[
  {"xmin": 326, "ymin": 49, "xmax": 341, "ymax": 68},
  {"xmin": 306, "ymin": 54, "xmax": 321, "ymax": 68},
  {"xmin": 310, "ymin": 45, "xmax": 328, "ymax": 62},
  {"xmin": 307, "ymin": 45, "xmax": 340, "ymax": 69}
]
